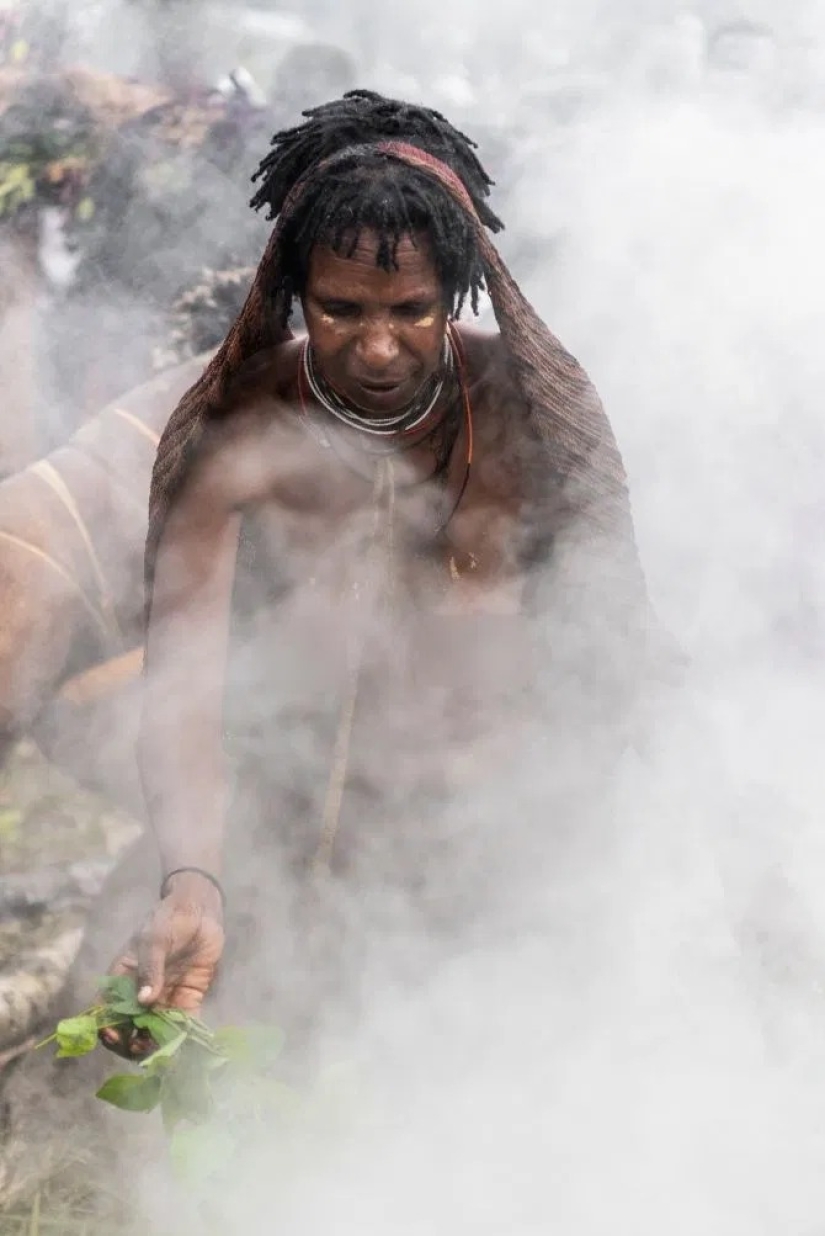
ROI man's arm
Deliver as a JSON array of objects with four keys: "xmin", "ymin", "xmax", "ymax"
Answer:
[
  {"xmin": 139, "ymin": 405, "xmax": 298, "ymax": 871},
  {"xmin": 104, "ymin": 409, "xmax": 288, "ymax": 1025},
  {"xmin": 138, "ymin": 453, "xmax": 242, "ymax": 880}
]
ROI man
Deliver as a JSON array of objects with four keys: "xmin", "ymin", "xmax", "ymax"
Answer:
[
  {"xmin": 88, "ymin": 88, "xmax": 652, "ymax": 1051},
  {"xmin": 0, "ymin": 88, "xmax": 664, "ymax": 1214}
]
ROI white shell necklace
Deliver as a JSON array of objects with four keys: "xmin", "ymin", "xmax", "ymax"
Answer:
[{"xmin": 302, "ymin": 333, "xmax": 453, "ymax": 438}]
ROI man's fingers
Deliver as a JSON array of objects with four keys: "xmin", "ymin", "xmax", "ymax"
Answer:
[
  {"xmin": 98, "ymin": 1027, "xmax": 135, "ymax": 1060},
  {"xmin": 166, "ymin": 981, "xmax": 207, "ymax": 1013},
  {"xmin": 136, "ymin": 925, "xmax": 169, "ymax": 1005}
]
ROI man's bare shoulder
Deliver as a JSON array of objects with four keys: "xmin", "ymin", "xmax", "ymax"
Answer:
[
  {"xmin": 452, "ymin": 320, "xmax": 502, "ymax": 360},
  {"xmin": 193, "ymin": 339, "xmax": 305, "ymax": 509},
  {"xmin": 452, "ymin": 320, "xmax": 525, "ymax": 415},
  {"xmin": 226, "ymin": 336, "xmax": 303, "ymax": 404}
]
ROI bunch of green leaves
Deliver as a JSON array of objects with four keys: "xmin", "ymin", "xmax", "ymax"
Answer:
[
  {"xmin": 38, "ymin": 975, "xmax": 285, "ymax": 1134},
  {"xmin": 37, "ymin": 977, "xmax": 365, "ymax": 1204}
]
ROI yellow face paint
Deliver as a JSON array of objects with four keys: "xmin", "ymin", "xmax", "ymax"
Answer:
[{"xmin": 413, "ymin": 312, "xmax": 437, "ymax": 328}]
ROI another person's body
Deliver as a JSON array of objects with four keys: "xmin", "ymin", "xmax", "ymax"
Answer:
[{"xmin": 103, "ymin": 90, "xmax": 652, "ymax": 1051}]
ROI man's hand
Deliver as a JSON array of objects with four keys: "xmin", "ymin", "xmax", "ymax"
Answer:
[{"xmin": 99, "ymin": 871, "xmax": 224, "ymax": 1058}]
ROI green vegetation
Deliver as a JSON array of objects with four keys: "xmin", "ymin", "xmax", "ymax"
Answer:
[
  {"xmin": 38, "ymin": 975, "xmax": 287, "ymax": 1134},
  {"xmin": 6, "ymin": 974, "xmax": 360, "ymax": 1231}
]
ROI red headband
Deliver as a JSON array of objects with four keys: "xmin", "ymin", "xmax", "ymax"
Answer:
[{"xmin": 276, "ymin": 140, "xmax": 483, "ymax": 235}]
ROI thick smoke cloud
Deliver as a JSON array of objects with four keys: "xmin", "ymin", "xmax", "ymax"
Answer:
[{"xmin": 6, "ymin": 1, "xmax": 825, "ymax": 1231}]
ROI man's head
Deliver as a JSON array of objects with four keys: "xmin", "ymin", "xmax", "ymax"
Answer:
[
  {"xmin": 246, "ymin": 90, "xmax": 502, "ymax": 412},
  {"xmin": 250, "ymin": 90, "xmax": 502, "ymax": 317}
]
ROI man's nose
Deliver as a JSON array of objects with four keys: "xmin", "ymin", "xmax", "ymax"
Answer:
[{"xmin": 355, "ymin": 319, "xmax": 400, "ymax": 370}]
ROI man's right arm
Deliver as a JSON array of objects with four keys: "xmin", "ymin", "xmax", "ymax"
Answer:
[
  {"xmin": 139, "ymin": 406, "xmax": 293, "ymax": 876},
  {"xmin": 104, "ymin": 411, "xmax": 283, "ymax": 1025},
  {"xmin": 138, "ymin": 454, "xmax": 242, "ymax": 882}
]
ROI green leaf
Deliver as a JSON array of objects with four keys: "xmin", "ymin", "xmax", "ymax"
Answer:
[
  {"xmin": 141, "ymin": 1031, "xmax": 187, "ymax": 1076},
  {"xmin": 97, "ymin": 975, "xmax": 139, "ymax": 1006},
  {"xmin": 213, "ymin": 1023, "xmax": 285, "ymax": 1067},
  {"xmin": 95, "ymin": 1015, "xmax": 132, "ymax": 1035},
  {"xmin": 96, "ymin": 1073, "xmax": 162, "ymax": 1113},
  {"xmin": 132, "ymin": 1012, "xmax": 187, "ymax": 1048},
  {"xmin": 169, "ymin": 1123, "xmax": 239, "ymax": 1183},
  {"xmin": 159, "ymin": 1009, "xmax": 189, "ymax": 1025},
  {"xmin": 160, "ymin": 1077, "xmax": 194, "ymax": 1133},
  {"xmin": 211, "ymin": 1026, "xmax": 252, "ymax": 1064},
  {"xmin": 108, "ymin": 998, "xmax": 144, "ymax": 1017},
  {"xmin": 54, "ymin": 1014, "xmax": 99, "ymax": 1058},
  {"xmin": 160, "ymin": 1047, "xmax": 218, "ymax": 1124}
]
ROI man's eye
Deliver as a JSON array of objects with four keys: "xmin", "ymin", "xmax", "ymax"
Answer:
[
  {"xmin": 320, "ymin": 302, "xmax": 359, "ymax": 318},
  {"xmin": 396, "ymin": 303, "xmax": 434, "ymax": 320}
]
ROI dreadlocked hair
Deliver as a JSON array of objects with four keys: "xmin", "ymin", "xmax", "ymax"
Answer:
[{"xmin": 249, "ymin": 89, "xmax": 503, "ymax": 318}]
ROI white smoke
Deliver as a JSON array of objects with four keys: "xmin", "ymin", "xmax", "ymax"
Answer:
[
  {"xmin": 7, "ymin": 2, "xmax": 825, "ymax": 1231},
  {"xmin": 179, "ymin": 7, "xmax": 825, "ymax": 1234}
]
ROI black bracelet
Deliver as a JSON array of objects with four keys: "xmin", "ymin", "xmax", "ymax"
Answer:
[{"xmin": 160, "ymin": 866, "xmax": 226, "ymax": 909}]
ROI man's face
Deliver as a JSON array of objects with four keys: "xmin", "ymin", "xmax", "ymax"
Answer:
[{"xmin": 301, "ymin": 229, "xmax": 450, "ymax": 416}]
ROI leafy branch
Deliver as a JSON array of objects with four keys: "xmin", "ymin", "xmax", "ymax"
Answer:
[
  {"xmin": 37, "ymin": 976, "xmax": 361, "ymax": 1195},
  {"xmin": 37, "ymin": 975, "xmax": 285, "ymax": 1134}
]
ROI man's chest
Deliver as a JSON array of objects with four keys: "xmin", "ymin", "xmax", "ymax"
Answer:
[
  {"xmin": 227, "ymin": 429, "xmax": 542, "ymax": 749},
  {"xmin": 243, "ymin": 456, "xmax": 531, "ymax": 620}
]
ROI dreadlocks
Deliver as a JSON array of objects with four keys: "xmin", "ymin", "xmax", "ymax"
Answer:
[{"xmin": 249, "ymin": 90, "xmax": 504, "ymax": 319}]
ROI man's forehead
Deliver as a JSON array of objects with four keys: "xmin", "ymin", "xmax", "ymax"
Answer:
[{"xmin": 309, "ymin": 230, "xmax": 438, "ymax": 282}]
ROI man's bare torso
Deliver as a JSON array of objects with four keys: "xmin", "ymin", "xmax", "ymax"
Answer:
[
  {"xmin": 208, "ymin": 324, "xmax": 545, "ymax": 844},
  {"xmin": 216, "ymin": 323, "xmax": 541, "ymax": 620}
]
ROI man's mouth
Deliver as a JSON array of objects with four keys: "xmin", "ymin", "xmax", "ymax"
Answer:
[
  {"xmin": 350, "ymin": 377, "xmax": 410, "ymax": 411},
  {"xmin": 356, "ymin": 378, "xmax": 405, "ymax": 392}
]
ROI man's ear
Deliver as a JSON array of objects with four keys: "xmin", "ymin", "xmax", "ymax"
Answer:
[{"xmin": 291, "ymin": 295, "xmax": 307, "ymax": 331}]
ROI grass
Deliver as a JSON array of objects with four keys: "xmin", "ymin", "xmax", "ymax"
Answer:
[
  {"xmin": 0, "ymin": 1142, "xmax": 144, "ymax": 1235},
  {"xmin": 0, "ymin": 746, "xmax": 139, "ymax": 1233},
  {"xmin": 0, "ymin": 1170, "xmax": 172, "ymax": 1235},
  {"xmin": 0, "ymin": 740, "xmax": 139, "ymax": 874},
  {"xmin": 0, "ymin": 746, "xmax": 173, "ymax": 1235},
  {"xmin": 0, "ymin": 1113, "xmax": 217, "ymax": 1236},
  {"xmin": 0, "ymin": 1174, "xmax": 221, "ymax": 1236},
  {"xmin": 0, "ymin": 1184, "xmax": 122, "ymax": 1235}
]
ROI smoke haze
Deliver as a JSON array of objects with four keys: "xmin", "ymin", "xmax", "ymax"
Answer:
[{"xmin": 6, "ymin": 1, "xmax": 825, "ymax": 1231}]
